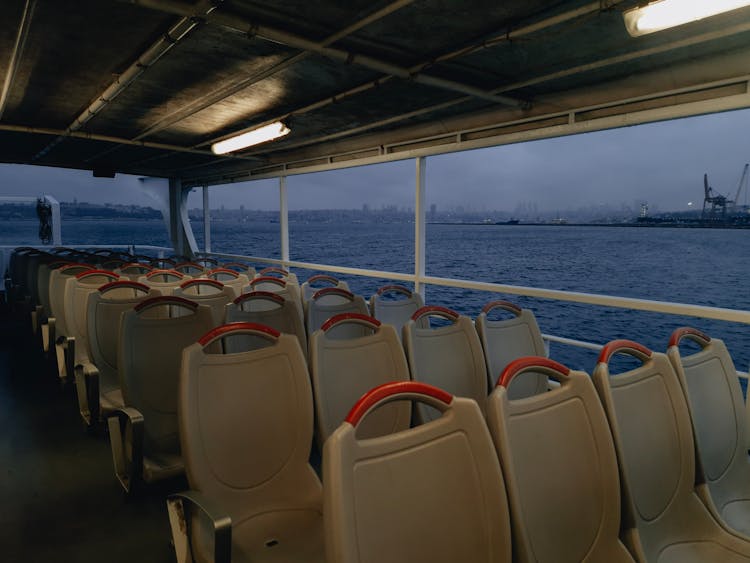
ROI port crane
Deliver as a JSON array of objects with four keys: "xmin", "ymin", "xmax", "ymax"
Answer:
[{"xmin": 702, "ymin": 163, "xmax": 749, "ymax": 220}]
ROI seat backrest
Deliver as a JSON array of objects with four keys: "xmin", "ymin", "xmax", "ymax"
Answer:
[
  {"xmin": 592, "ymin": 339, "xmax": 712, "ymax": 562},
  {"xmin": 205, "ymin": 267, "xmax": 250, "ymax": 298},
  {"xmin": 324, "ymin": 381, "xmax": 512, "ymax": 563},
  {"xmin": 369, "ymin": 284, "xmax": 424, "ymax": 340},
  {"xmin": 138, "ymin": 268, "xmax": 188, "ymax": 295},
  {"xmin": 306, "ymin": 287, "xmax": 369, "ymax": 339},
  {"xmin": 258, "ymin": 266, "xmax": 299, "ymax": 286},
  {"xmin": 173, "ymin": 261, "xmax": 206, "ymax": 276},
  {"xmin": 119, "ymin": 296, "xmax": 214, "ymax": 458},
  {"xmin": 247, "ymin": 275, "xmax": 304, "ymax": 320},
  {"xmin": 180, "ymin": 323, "xmax": 321, "ymax": 525},
  {"xmin": 86, "ymin": 281, "xmax": 160, "ymax": 393},
  {"xmin": 37, "ymin": 260, "xmax": 70, "ymax": 317},
  {"xmin": 309, "ymin": 314, "xmax": 410, "ymax": 448},
  {"xmin": 475, "ymin": 300, "xmax": 548, "ymax": 398},
  {"xmin": 116, "ymin": 262, "xmax": 153, "ymax": 281},
  {"xmin": 488, "ymin": 357, "xmax": 634, "ymax": 563},
  {"xmin": 403, "ymin": 306, "xmax": 488, "ymax": 422},
  {"xmin": 225, "ymin": 291, "xmax": 307, "ymax": 357},
  {"xmin": 64, "ymin": 269, "xmax": 120, "ymax": 363},
  {"xmin": 667, "ymin": 327, "xmax": 750, "ymax": 531},
  {"xmin": 221, "ymin": 261, "xmax": 257, "ymax": 279},
  {"xmin": 172, "ymin": 278, "xmax": 233, "ymax": 326},
  {"xmin": 48, "ymin": 263, "xmax": 94, "ymax": 336},
  {"xmin": 301, "ymin": 274, "xmax": 350, "ymax": 302}
]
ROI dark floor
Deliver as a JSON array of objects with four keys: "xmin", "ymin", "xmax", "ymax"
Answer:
[{"xmin": 0, "ymin": 301, "xmax": 181, "ymax": 562}]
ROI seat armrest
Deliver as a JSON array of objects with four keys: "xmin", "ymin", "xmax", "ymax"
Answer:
[
  {"xmin": 54, "ymin": 334, "xmax": 74, "ymax": 380},
  {"xmin": 42, "ymin": 317, "xmax": 54, "ymax": 353},
  {"xmin": 74, "ymin": 361, "xmax": 100, "ymax": 428},
  {"xmin": 167, "ymin": 491, "xmax": 232, "ymax": 563},
  {"xmin": 107, "ymin": 406, "xmax": 144, "ymax": 494}
]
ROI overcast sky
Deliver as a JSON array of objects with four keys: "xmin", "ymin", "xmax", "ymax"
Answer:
[{"xmin": 2, "ymin": 108, "xmax": 749, "ymax": 213}]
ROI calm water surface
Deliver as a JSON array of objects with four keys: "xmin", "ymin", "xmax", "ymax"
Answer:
[{"xmin": 3, "ymin": 218, "xmax": 749, "ymax": 374}]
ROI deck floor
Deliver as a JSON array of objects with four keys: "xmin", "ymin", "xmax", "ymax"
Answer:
[{"xmin": 0, "ymin": 302, "xmax": 179, "ymax": 562}]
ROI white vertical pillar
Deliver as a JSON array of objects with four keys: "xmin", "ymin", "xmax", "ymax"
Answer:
[
  {"xmin": 415, "ymin": 157, "xmax": 426, "ymax": 298},
  {"xmin": 202, "ymin": 186, "xmax": 211, "ymax": 253},
  {"xmin": 279, "ymin": 175, "xmax": 289, "ymax": 264}
]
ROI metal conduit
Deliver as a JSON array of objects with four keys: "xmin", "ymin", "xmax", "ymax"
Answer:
[
  {"xmin": 125, "ymin": 0, "xmax": 525, "ymax": 108},
  {"xmin": 199, "ymin": 2, "xmax": 605, "ymax": 148},
  {"xmin": 31, "ymin": 1, "xmax": 217, "ymax": 163},
  {"xmin": 132, "ymin": 0, "xmax": 417, "ymax": 141},
  {"xmin": 243, "ymin": 18, "xmax": 750, "ymax": 158},
  {"xmin": 0, "ymin": 0, "xmax": 36, "ymax": 120}
]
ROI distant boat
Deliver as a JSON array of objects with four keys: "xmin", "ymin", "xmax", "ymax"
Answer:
[{"xmin": 496, "ymin": 218, "xmax": 519, "ymax": 225}]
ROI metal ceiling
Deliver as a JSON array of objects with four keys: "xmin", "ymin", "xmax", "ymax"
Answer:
[{"xmin": 1, "ymin": 0, "xmax": 750, "ymax": 187}]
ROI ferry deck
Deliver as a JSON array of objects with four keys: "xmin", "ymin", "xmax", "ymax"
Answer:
[{"xmin": 3, "ymin": 1, "xmax": 750, "ymax": 561}]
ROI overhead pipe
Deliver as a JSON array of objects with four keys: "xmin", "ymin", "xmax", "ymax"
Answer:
[
  {"xmin": 242, "ymin": 16, "xmax": 750, "ymax": 157},
  {"xmin": 0, "ymin": 0, "xmax": 37, "ymax": 120},
  {"xmin": 124, "ymin": 0, "xmax": 526, "ymax": 108},
  {"xmin": 132, "ymin": 0, "xmax": 416, "ymax": 140},
  {"xmin": 198, "ymin": 1, "xmax": 607, "ymax": 148}
]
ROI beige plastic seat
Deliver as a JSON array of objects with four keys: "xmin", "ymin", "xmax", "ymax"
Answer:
[
  {"xmin": 168, "ymin": 322, "xmax": 324, "ymax": 563},
  {"xmin": 257, "ymin": 266, "xmax": 299, "ymax": 286},
  {"xmin": 488, "ymin": 356, "xmax": 636, "ymax": 563},
  {"xmin": 305, "ymin": 287, "xmax": 369, "ymax": 339},
  {"xmin": 593, "ymin": 339, "xmax": 750, "ymax": 563},
  {"xmin": 403, "ymin": 306, "xmax": 488, "ymax": 422},
  {"xmin": 173, "ymin": 278, "xmax": 234, "ymax": 326},
  {"xmin": 475, "ymin": 300, "xmax": 548, "ymax": 398},
  {"xmin": 301, "ymin": 274, "xmax": 350, "ymax": 303},
  {"xmin": 667, "ymin": 327, "xmax": 750, "ymax": 537},
  {"xmin": 74, "ymin": 280, "xmax": 160, "ymax": 428},
  {"xmin": 174, "ymin": 261, "xmax": 207, "ymax": 276},
  {"xmin": 309, "ymin": 313, "xmax": 410, "ymax": 448},
  {"xmin": 368, "ymin": 284, "xmax": 424, "ymax": 340},
  {"xmin": 138, "ymin": 268, "xmax": 188, "ymax": 295},
  {"xmin": 221, "ymin": 261, "xmax": 257, "ymax": 280},
  {"xmin": 108, "ymin": 296, "xmax": 214, "ymax": 493},
  {"xmin": 63, "ymin": 268, "xmax": 120, "ymax": 369},
  {"xmin": 324, "ymin": 381, "xmax": 512, "ymax": 563},
  {"xmin": 247, "ymin": 275, "xmax": 304, "ymax": 321},
  {"xmin": 206, "ymin": 267, "xmax": 250, "ymax": 299},
  {"xmin": 225, "ymin": 291, "xmax": 307, "ymax": 357},
  {"xmin": 46, "ymin": 263, "xmax": 95, "ymax": 377},
  {"xmin": 116, "ymin": 262, "xmax": 153, "ymax": 281}
]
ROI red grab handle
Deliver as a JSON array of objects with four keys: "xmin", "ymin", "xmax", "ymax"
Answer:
[
  {"xmin": 498, "ymin": 356, "xmax": 570, "ymax": 388},
  {"xmin": 134, "ymin": 295, "xmax": 197, "ymax": 312},
  {"xmin": 312, "ymin": 287, "xmax": 354, "ymax": 301},
  {"xmin": 598, "ymin": 339, "xmax": 653, "ymax": 364},
  {"xmin": 669, "ymin": 327, "xmax": 711, "ymax": 348},
  {"xmin": 481, "ymin": 300, "xmax": 522, "ymax": 317},
  {"xmin": 198, "ymin": 322, "xmax": 280, "ymax": 346},
  {"xmin": 98, "ymin": 280, "xmax": 150, "ymax": 294},
  {"xmin": 376, "ymin": 284, "xmax": 412, "ymax": 297},
  {"xmin": 233, "ymin": 291, "xmax": 285, "ymax": 306},
  {"xmin": 321, "ymin": 313, "xmax": 381, "ymax": 332},
  {"xmin": 251, "ymin": 276, "xmax": 286, "ymax": 288},
  {"xmin": 346, "ymin": 381, "xmax": 453, "ymax": 427},
  {"xmin": 75, "ymin": 269, "xmax": 119, "ymax": 280},
  {"xmin": 411, "ymin": 305, "xmax": 459, "ymax": 323}
]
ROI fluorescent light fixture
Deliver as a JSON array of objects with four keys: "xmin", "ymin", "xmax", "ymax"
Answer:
[
  {"xmin": 211, "ymin": 121, "xmax": 290, "ymax": 154},
  {"xmin": 623, "ymin": 0, "xmax": 750, "ymax": 36}
]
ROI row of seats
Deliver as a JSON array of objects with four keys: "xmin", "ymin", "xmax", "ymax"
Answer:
[
  {"xmin": 8, "ymin": 247, "xmax": 750, "ymax": 562},
  {"xmin": 165, "ymin": 322, "xmax": 750, "ymax": 563}
]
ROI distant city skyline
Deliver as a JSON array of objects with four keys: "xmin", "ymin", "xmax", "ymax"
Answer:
[{"xmin": 1, "ymin": 108, "xmax": 749, "ymax": 214}]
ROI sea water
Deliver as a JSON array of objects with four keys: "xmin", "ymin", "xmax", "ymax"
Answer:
[{"xmin": 3, "ymin": 218, "xmax": 749, "ymax": 377}]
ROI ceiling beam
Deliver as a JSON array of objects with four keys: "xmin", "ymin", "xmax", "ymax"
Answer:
[
  {"xmin": 198, "ymin": 1, "xmax": 608, "ymax": 149},
  {"xmin": 241, "ymin": 17, "xmax": 750, "ymax": 158},
  {"xmin": 0, "ymin": 122, "xmax": 257, "ymax": 160},
  {"xmin": 124, "ymin": 0, "xmax": 527, "ymax": 108},
  {"xmin": 30, "ymin": 0, "xmax": 217, "ymax": 163},
  {"xmin": 131, "ymin": 0, "xmax": 417, "ymax": 141},
  {"xmin": 0, "ymin": 0, "xmax": 37, "ymax": 120}
]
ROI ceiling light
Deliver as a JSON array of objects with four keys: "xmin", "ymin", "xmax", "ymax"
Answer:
[
  {"xmin": 211, "ymin": 121, "xmax": 290, "ymax": 154},
  {"xmin": 623, "ymin": 0, "xmax": 750, "ymax": 36}
]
